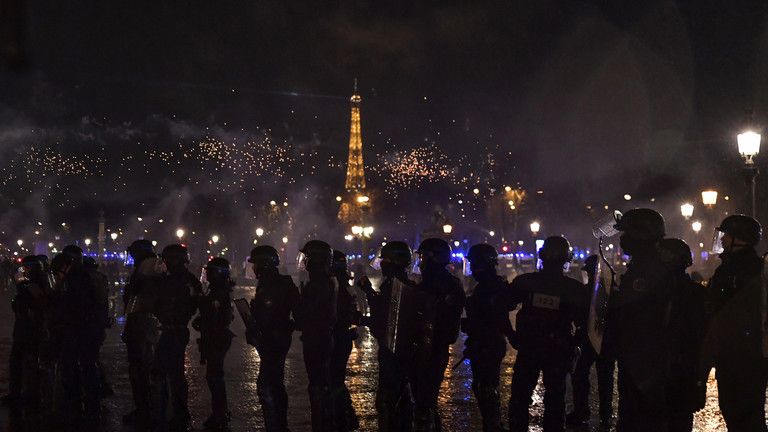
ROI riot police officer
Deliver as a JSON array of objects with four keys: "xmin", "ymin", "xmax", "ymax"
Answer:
[
  {"xmin": 193, "ymin": 257, "xmax": 235, "ymax": 430},
  {"xmin": 83, "ymin": 255, "xmax": 115, "ymax": 398},
  {"xmin": 330, "ymin": 250, "xmax": 360, "ymax": 431},
  {"xmin": 508, "ymin": 236, "xmax": 585, "ymax": 432},
  {"xmin": 1, "ymin": 255, "xmax": 50, "ymax": 410},
  {"xmin": 703, "ymin": 215, "xmax": 767, "ymax": 432},
  {"xmin": 657, "ymin": 238, "xmax": 707, "ymax": 432},
  {"xmin": 358, "ymin": 241, "xmax": 416, "ymax": 431},
  {"xmin": 51, "ymin": 250, "xmax": 106, "ymax": 429},
  {"xmin": 567, "ymin": 255, "xmax": 616, "ymax": 430},
  {"xmin": 122, "ymin": 239, "xmax": 161, "ymax": 427},
  {"xmin": 294, "ymin": 240, "xmax": 337, "ymax": 432},
  {"xmin": 612, "ymin": 208, "xmax": 673, "ymax": 432},
  {"xmin": 151, "ymin": 244, "xmax": 201, "ymax": 431},
  {"xmin": 247, "ymin": 245, "xmax": 299, "ymax": 432},
  {"xmin": 463, "ymin": 244, "xmax": 512, "ymax": 432},
  {"xmin": 411, "ymin": 238, "xmax": 466, "ymax": 432}
]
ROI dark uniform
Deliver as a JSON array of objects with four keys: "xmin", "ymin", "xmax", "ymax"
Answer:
[
  {"xmin": 248, "ymin": 248, "xmax": 299, "ymax": 432},
  {"xmin": 330, "ymin": 250, "xmax": 360, "ymax": 431},
  {"xmin": 53, "ymin": 250, "xmax": 107, "ymax": 427},
  {"xmin": 2, "ymin": 255, "xmax": 49, "ymax": 409},
  {"xmin": 122, "ymin": 239, "xmax": 162, "ymax": 427},
  {"xmin": 612, "ymin": 209, "xmax": 673, "ymax": 432},
  {"xmin": 703, "ymin": 215, "xmax": 767, "ymax": 432},
  {"xmin": 194, "ymin": 258, "xmax": 235, "ymax": 430},
  {"xmin": 360, "ymin": 241, "xmax": 417, "ymax": 432},
  {"xmin": 567, "ymin": 255, "xmax": 616, "ymax": 428},
  {"xmin": 658, "ymin": 239, "xmax": 707, "ymax": 432},
  {"xmin": 83, "ymin": 256, "xmax": 114, "ymax": 397},
  {"xmin": 151, "ymin": 244, "xmax": 200, "ymax": 431},
  {"xmin": 411, "ymin": 238, "xmax": 466, "ymax": 432},
  {"xmin": 295, "ymin": 240, "xmax": 338, "ymax": 432},
  {"xmin": 463, "ymin": 244, "xmax": 512, "ymax": 432},
  {"xmin": 508, "ymin": 236, "xmax": 585, "ymax": 432}
]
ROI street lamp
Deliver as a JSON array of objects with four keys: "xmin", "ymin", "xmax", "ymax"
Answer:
[
  {"xmin": 211, "ymin": 235, "xmax": 220, "ymax": 244},
  {"xmin": 442, "ymin": 224, "xmax": 453, "ymax": 235},
  {"xmin": 176, "ymin": 228, "xmax": 185, "ymax": 240},
  {"xmin": 692, "ymin": 221, "xmax": 702, "ymax": 234},
  {"xmin": 738, "ymin": 130, "xmax": 761, "ymax": 218},
  {"xmin": 255, "ymin": 228, "xmax": 264, "ymax": 237},
  {"xmin": 16, "ymin": 239, "xmax": 23, "ymax": 247},
  {"xmin": 282, "ymin": 236, "xmax": 288, "ymax": 244},
  {"xmin": 351, "ymin": 225, "xmax": 363, "ymax": 235},
  {"xmin": 110, "ymin": 232, "xmax": 118, "ymax": 241},
  {"xmin": 363, "ymin": 226, "xmax": 374, "ymax": 237},
  {"xmin": 530, "ymin": 221, "xmax": 541, "ymax": 236},
  {"xmin": 680, "ymin": 203, "xmax": 694, "ymax": 220},
  {"xmin": 701, "ymin": 190, "xmax": 718, "ymax": 207}
]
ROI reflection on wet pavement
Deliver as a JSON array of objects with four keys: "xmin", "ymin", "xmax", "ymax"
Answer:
[{"xmin": 0, "ymin": 286, "xmax": 748, "ymax": 431}]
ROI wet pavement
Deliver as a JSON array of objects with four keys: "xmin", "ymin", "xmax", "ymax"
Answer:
[{"xmin": 0, "ymin": 285, "xmax": 740, "ymax": 431}]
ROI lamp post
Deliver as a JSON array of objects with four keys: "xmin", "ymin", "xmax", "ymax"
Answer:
[
  {"xmin": 738, "ymin": 130, "xmax": 761, "ymax": 218},
  {"xmin": 692, "ymin": 221, "xmax": 702, "ymax": 234},
  {"xmin": 530, "ymin": 221, "xmax": 541, "ymax": 236},
  {"xmin": 176, "ymin": 228, "xmax": 185, "ymax": 242},
  {"xmin": 701, "ymin": 190, "xmax": 718, "ymax": 208}
]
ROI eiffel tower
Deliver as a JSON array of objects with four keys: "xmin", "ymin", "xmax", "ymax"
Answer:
[{"xmin": 338, "ymin": 79, "xmax": 370, "ymax": 226}]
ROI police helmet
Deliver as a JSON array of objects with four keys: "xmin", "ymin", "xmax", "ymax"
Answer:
[
  {"xmin": 50, "ymin": 253, "xmax": 74, "ymax": 273},
  {"xmin": 82, "ymin": 256, "xmax": 99, "ymax": 270},
  {"xmin": 379, "ymin": 241, "xmax": 412, "ymax": 267},
  {"xmin": 205, "ymin": 257, "xmax": 231, "ymax": 279},
  {"xmin": 300, "ymin": 240, "xmax": 333, "ymax": 271},
  {"xmin": 62, "ymin": 244, "xmax": 84, "ymax": 264},
  {"xmin": 21, "ymin": 254, "xmax": 45, "ymax": 271},
  {"xmin": 658, "ymin": 238, "xmax": 693, "ymax": 270},
  {"xmin": 416, "ymin": 238, "xmax": 452, "ymax": 267},
  {"xmin": 716, "ymin": 214, "xmax": 762, "ymax": 246},
  {"xmin": 538, "ymin": 236, "xmax": 573, "ymax": 263},
  {"xmin": 614, "ymin": 208, "xmax": 666, "ymax": 241},
  {"xmin": 249, "ymin": 245, "xmax": 280, "ymax": 267},
  {"xmin": 127, "ymin": 239, "xmax": 155, "ymax": 259},
  {"xmin": 332, "ymin": 250, "xmax": 348, "ymax": 272},
  {"xmin": 161, "ymin": 244, "xmax": 190, "ymax": 264},
  {"xmin": 466, "ymin": 244, "xmax": 498, "ymax": 267}
]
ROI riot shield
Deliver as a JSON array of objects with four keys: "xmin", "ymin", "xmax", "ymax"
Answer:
[
  {"xmin": 384, "ymin": 277, "xmax": 420, "ymax": 361},
  {"xmin": 588, "ymin": 214, "xmax": 620, "ymax": 354},
  {"xmin": 385, "ymin": 277, "xmax": 405, "ymax": 353}
]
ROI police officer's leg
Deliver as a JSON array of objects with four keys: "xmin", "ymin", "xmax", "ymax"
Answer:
[
  {"xmin": 717, "ymin": 362, "xmax": 768, "ymax": 432},
  {"xmin": 2, "ymin": 332, "xmax": 24, "ymax": 405},
  {"xmin": 541, "ymin": 356, "xmax": 569, "ymax": 432},
  {"xmin": 303, "ymin": 336, "xmax": 334, "ymax": 432},
  {"xmin": 330, "ymin": 332, "xmax": 357, "ymax": 430},
  {"xmin": 258, "ymin": 345, "xmax": 287, "ymax": 432},
  {"xmin": 470, "ymin": 348, "xmax": 505, "ymax": 432},
  {"xmin": 376, "ymin": 351, "xmax": 396, "ymax": 432},
  {"xmin": 79, "ymin": 331, "xmax": 103, "ymax": 422},
  {"xmin": 595, "ymin": 355, "xmax": 615, "ymax": 422},
  {"xmin": 167, "ymin": 329, "xmax": 191, "ymax": 426},
  {"xmin": 412, "ymin": 350, "xmax": 449, "ymax": 432},
  {"xmin": 568, "ymin": 343, "xmax": 595, "ymax": 425},
  {"xmin": 59, "ymin": 335, "xmax": 83, "ymax": 423},
  {"xmin": 124, "ymin": 320, "xmax": 152, "ymax": 423},
  {"xmin": 508, "ymin": 350, "xmax": 541, "ymax": 432},
  {"xmin": 206, "ymin": 336, "xmax": 231, "ymax": 425}
]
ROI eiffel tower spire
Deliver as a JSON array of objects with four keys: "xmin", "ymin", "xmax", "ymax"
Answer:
[{"xmin": 344, "ymin": 78, "xmax": 366, "ymax": 192}]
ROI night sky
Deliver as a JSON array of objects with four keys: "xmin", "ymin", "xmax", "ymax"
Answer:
[{"xmin": 1, "ymin": 0, "xmax": 768, "ymax": 252}]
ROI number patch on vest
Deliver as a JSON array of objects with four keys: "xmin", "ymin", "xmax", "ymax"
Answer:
[{"xmin": 532, "ymin": 293, "xmax": 561, "ymax": 310}]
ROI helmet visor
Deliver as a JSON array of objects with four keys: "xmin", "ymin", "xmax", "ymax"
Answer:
[
  {"xmin": 296, "ymin": 252, "xmax": 308, "ymax": 270},
  {"xmin": 411, "ymin": 252, "xmax": 422, "ymax": 275},
  {"xmin": 593, "ymin": 210, "xmax": 623, "ymax": 239},
  {"xmin": 462, "ymin": 257, "xmax": 472, "ymax": 276},
  {"xmin": 711, "ymin": 230, "xmax": 725, "ymax": 254}
]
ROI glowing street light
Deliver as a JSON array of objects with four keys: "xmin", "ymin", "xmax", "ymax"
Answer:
[
  {"xmin": 356, "ymin": 195, "xmax": 370, "ymax": 204},
  {"xmin": 255, "ymin": 228, "xmax": 264, "ymax": 237},
  {"xmin": 442, "ymin": 224, "xmax": 453, "ymax": 235},
  {"xmin": 176, "ymin": 228, "xmax": 185, "ymax": 240},
  {"xmin": 530, "ymin": 221, "xmax": 541, "ymax": 236},
  {"xmin": 624, "ymin": 194, "xmax": 632, "ymax": 201},
  {"xmin": 351, "ymin": 226, "xmax": 363, "ymax": 235},
  {"xmin": 489, "ymin": 231, "xmax": 495, "ymax": 237},
  {"xmin": 110, "ymin": 232, "xmax": 119, "ymax": 241},
  {"xmin": 692, "ymin": 221, "xmax": 702, "ymax": 234},
  {"xmin": 344, "ymin": 235, "xmax": 354, "ymax": 241},
  {"xmin": 738, "ymin": 131, "xmax": 761, "ymax": 164},
  {"xmin": 680, "ymin": 203, "xmax": 694, "ymax": 219},
  {"xmin": 701, "ymin": 190, "xmax": 718, "ymax": 207},
  {"xmin": 281, "ymin": 236, "xmax": 288, "ymax": 244},
  {"xmin": 738, "ymin": 130, "xmax": 761, "ymax": 218},
  {"xmin": 363, "ymin": 226, "xmax": 374, "ymax": 237},
  {"xmin": 16, "ymin": 239, "xmax": 23, "ymax": 247},
  {"xmin": 211, "ymin": 235, "xmax": 220, "ymax": 244},
  {"xmin": 84, "ymin": 238, "xmax": 92, "ymax": 246}
]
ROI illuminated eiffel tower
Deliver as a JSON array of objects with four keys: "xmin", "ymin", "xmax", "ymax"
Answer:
[{"xmin": 338, "ymin": 79, "xmax": 370, "ymax": 226}]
